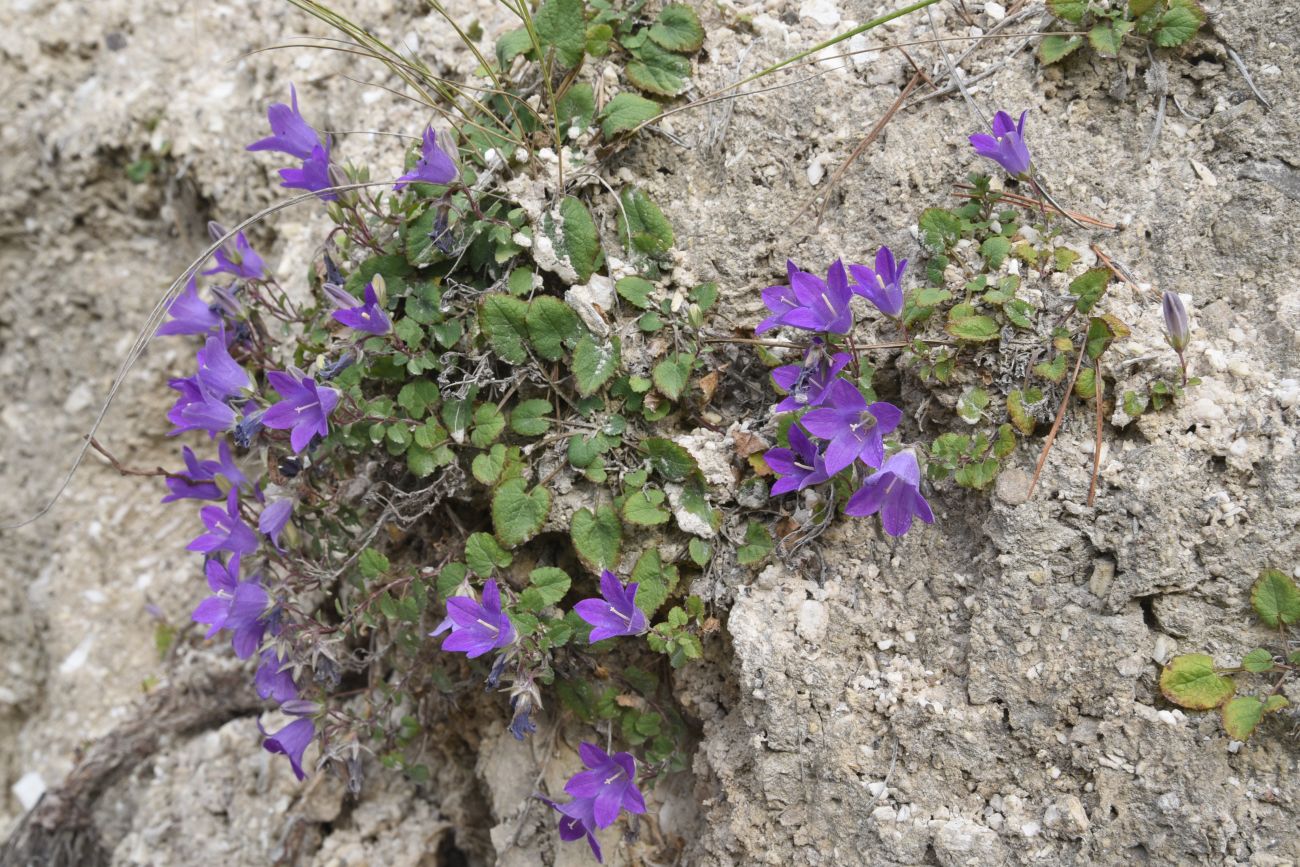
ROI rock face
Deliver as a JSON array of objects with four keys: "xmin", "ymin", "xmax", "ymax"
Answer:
[{"xmin": 3, "ymin": 1, "xmax": 1300, "ymax": 866}]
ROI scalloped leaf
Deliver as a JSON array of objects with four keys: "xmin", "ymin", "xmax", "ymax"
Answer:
[
  {"xmin": 571, "ymin": 505, "xmax": 622, "ymax": 571},
  {"xmin": 647, "ymin": 3, "xmax": 704, "ymax": 53},
  {"xmin": 492, "ymin": 479, "xmax": 551, "ymax": 548},
  {"xmin": 1251, "ymin": 569, "xmax": 1300, "ymax": 628},
  {"xmin": 1221, "ymin": 696, "xmax": 1264, "ymax": 740},
  {"xmin": 1160, "ymin": 653, "xmax": 1234, "ymax": 710}
]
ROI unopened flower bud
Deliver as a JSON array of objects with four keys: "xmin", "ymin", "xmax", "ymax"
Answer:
[
  {"xmin": 687, "ymin": 303, "xmax": 704, "ymax": 329},
  {"xmin": 280, "ymin": 699, "xmax": 321, "ymax": 716},
  {"xmin": 1161, "ymin": 290, "xmax": 1190, "ymax": 352}
]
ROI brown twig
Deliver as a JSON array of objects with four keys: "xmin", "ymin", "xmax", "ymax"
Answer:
[
  {"xmin": 1090, "ymin": 244, "xmax": 1144, "ymax": 293},
  {"xmin": 1028, "ymin": 345, "xmax": 1087, "ymax": 499},
  {"xmin": 88, "ymin": 437, "xmax": 170, "ymax": 478},
  {"xmin": 952, "ymin": 186, "xmax": 1117, "ymax": 229},
  {"xmin": 1087, "ymin": 359, "xmax": 1103, "ymax": 508}
]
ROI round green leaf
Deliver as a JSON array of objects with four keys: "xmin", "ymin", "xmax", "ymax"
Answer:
[
  {"xmin": 652, "ymin": 353, "xmax": 694, "ymax": 401},
  {"xmin": 1251, "ymin": 569, "xmax": 1300, "ymax": 628},
  {"xmin": 510, "ymin": 399, "xmax": 553, "ymax": 437},
  {"xmin": 573, "ymin": 335, "xmax": 621, "ymax": 396},
  {"xmin": 647, "ymin": 3, "xmax": 704, "ymax": 52},
  {"xmin": 945, "ymin": 314, "xmax": 1000, "ymax": 343},
  {"xmin": 479, "ymin": 295, "xmax": 530, "ymax": 364},
  {"xmin": 599, "ymin": 92, "xmax": 661, "ymax": 138},
  {"xmin": 1160, "ymin": 653, "xmax": 1234, "ymax": 710},
  {"xmin": 623, "ymin": 490, "xmax": 670, "ymax": 526},
  {"xmin": 642, "ymin": 437, "xmax": 699, "ymax": 482},
  {"xmin": 1241, "ymin": 648, "xmax": 1274, "ymax": 673},
  {"xmin": 470, "ymin": 403, "xmax": 506, "ymax": 448},
  {"xmin": 571, "ymin": 505, "xmax": 622, "ymax": 571},
  {"xmin": 1221, "ymin": 696, "xmax": 1264, "ymax": 741},
  {"xmin": 525, "ymin": 296, "xmax": 580, "ymax": 361},
  {"xmin": 493, "ymin": 479, "xmax": 552, "ymax": 548},
  {"xmin": 465, "ymin": 532, "xmax": 513, "ymax": 576}
]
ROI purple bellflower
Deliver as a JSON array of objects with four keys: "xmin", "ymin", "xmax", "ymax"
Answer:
[
  {"xmin": 329, "ymin": 282, "xmax": 392, "ymax": 335},
  {"xmin": 849, "ymin": 246, "xmax": 908, "ymax": 319},
  {"xmin": 541, "ymin": 796, "xmax": 603, "ymax": 862},
  {"xmin": 575, "ymin": 570, "xmax": 648, "ymax": 643},
  {"xmin": 770, "ymin": 346, "xmax": 852, "ymax": 412},
  {"xmin": 256, "ymin": 648, "xmax": 299, "ymax": 703},
  {"xmin": 203, "ymin": 228, "xmax": 266, "ymax": 282},
  {"xmin": 158, "ymin": 276, "xmax": 222, "ymax": 337},
  {"xmin": 279, "ymin": 144, "xmax": 337, "ymax": 201},
  {"xmin": 764, "ymin": 424, "xmax": 830, "ymax": 495},
  {"xmin": 564, "ymin": 742, "xmax": 647, "ymax": 828},
  {"xmin": 263, "ymin": 370, "xmax": 341, "ymax": 453},
  {"xmin": 845, "ymin": 449, "xmax": 934, "ymax": 537},
  {"xmin": 188, "ymin": 490, "xmax": 259, "ymax": 557},
  {"xmin": 162, "ymin": 445, "xmax": 223, "ymax": 503},
  {"xmin": 261, "ymin": 716, "xmax": 315, "ymax": 781},
  {"xmin": 1161, "ymin": 291, "xmax": 1190, "ymax": 352},
  {"xmin": 759, "ymin": 260, "xmax": 854, "ymax": 335},
  {"xmin": 191, "ymin": 555, "xmax": 270, "ymax": 658},
  {"xmin": 247, "ymin": 84, "xmax": 325, "ymax": 160},
  {"xmin": 259, "ymin": 498, "xmax": 294, "ymax": 551},
  {"xmin": 195, "ymin": 333, "xmax": 251, "ymax": 399},
  {"xmin": 394, "ymin": 126, "xmax": 458, "ymax": 191},
  {"xmin": 969, "ymin": 110, "xmax": 1032, "ymax": 178},
  {"xmin": 167, "ymin": 376, "xmax": 236, "ymax": 436},
  {"xmin": 435, "ymin": 578, "xmax": 516, "ymax": 658},
  {"xmin": 800, "ymin": 379, "xmax": 903, "ymax": 473}
]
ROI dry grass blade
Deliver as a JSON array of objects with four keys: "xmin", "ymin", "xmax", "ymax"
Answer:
[
  {"xmin": 1088, "ymin": 359, "xmax": 1103, "ymax": 507},
  {"xmin": 1028, "ymin": 344, "xmax": 1087, "ymax": 499}
]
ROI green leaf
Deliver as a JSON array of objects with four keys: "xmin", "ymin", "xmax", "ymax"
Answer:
[
  {"xmin": 642, "ymin": 437, "xmax": 698, "ymax": 482},
  {"xmin": 1089, "ymin": 21, "xmax": 1133, "ymax": 56},
  {"xmin": 534, "ymin": 0, "xmax": 586, "ymax": 67},
  {"xmin": 508, "ymin": 266, "xmax": 534, "ymax": 296},
  {"xmin": 918, "ymin": 208, "xmax": 962, "ymax": 252},
  {"xmin": 1265, "ymin": 695, "xmax": 1290, "ymax": 713},
  {"xmin": 955, "ymin": 458, "xmax": 1000, "ymax": 490},
  {"xmin": 470, "ymin": 403, "xmax": 506, "ymax": 448},
  {"xmin": 616, "ymin": 275, "xmax": 656, "ymax": 309},
  {"xmin": 1074, "ymin": 367, "xmax": 1097, "ymax": 400},
  {"xmin": 691, "ymin": 282, "xmax": 719, "ymax": 310},
  {"xmin": 465, "ymin": 532, "xmax": 512, "ymax": 576},
  {"xmin": 1038, "ymin": 34, "xmax": 1084, "ymax": 65},
  {"xmin": 585, "ymin": 23, "xmax": 614, "ymax": 57},
  {"xmin": 992, "ymin": 423, "xmax": 1016, "ymax": 459},
  {"xmin": 1033, "ymin": 355, "xmax": 1068, "ymax": 383},
  {"xmin": 1070, "ymin": 268, "xmax": 1111, "ymax": 314},
  {"xmin": 652, "ymin": 352, "xmax": 694, "ymax": 401},
  {"xmin": 623, "ymin": 489, "xmax": 671, "ymax": 526},
  {"xmin": 946, "ymin": 314, "xmax": 1001, "ymax": 342},
  {"xmin": 554, "ymin": 196, "xmax": 603, "ymax": 284},
  {"xmin": 1007, "ymin": 389, "xmax": 1036, "ymax": 435},
  {"xmin": 397, "ymin": 380, "xmax": 440, "ymax": 418},
  {"xmin": 1242, "ymin": 649, "xmax": 1274, "ymax": 673},
  {"xmin": 1129, "ymin": 0, "xmax": 1159, "ymax": 15},
  {"xmin": 359, "ymin": 548, "xmax": 390, "ymax": 579},
  {"xmin": 913, "ymin": 287, "xmax": 952, "ymax": 307},
  {"xmin": 1046, "ymin": 0, "xmax": 1087, "ymax": 23},
  {"xmin": 631, "ymin": 549, "xmax": 671, "ymax": 615},
  {"xmin": 1160, "ymin": 654, "xmax": 1235, "ymax": 710},
  {"xmin": 493, "ymin": 479, "xmax": 551, "ymax": 548},
  {"xmin": 510, "ymin": 399, "xmax": 553, "ymax": 436},
  {"xmin": 393, "ymin": 318, "xmax": 424, "ymax": 349},
  {"xmin": 479, "ymin": 295, "xmax": 531, "ymax": 364},
  {"xmin": 404, "ymin": 210, "xmax": 446, "ymax": 267},
  {"xmin": 1221, "ymin": 696, "xmax": 1265, "ymax": 741},
  {"xmin": 407, "ymin": 443, "xmax": 452, "ymax": 477},
  {"xmin": 441, "ymin": 396, "xmax": 474, "ymax": 439},
  {"xmin": 526, "ymin": 296, "xmax": 580, "ymax": 361},
  {"xmin": 557, "ymin": 82, "xmax": 596, "ymax": 134},
  {"xmin": 520, "ymin": 567, "xmax": 572, "ymax": 611},
  {"xmin": 600, "ymin": 92, "xmax": 661, "ymax": 138},
  {"xmin": 572, "ymin": 335, "xmax": 621, "ymax": 396},
  {"xmin": 647, "ymin": 3, "xmax": 704, "ymax": 52},
  {"xmin": 1084, "ymin": 317, "xmax": 1118, "ymax": 362},
  {"xmin": 980, "ymin": 236, "xmax": 1011, "ymax": 269},
  {"xmin": 626, "ymin": 41, "xmax": 690, "ymax": 96},
  {"xmin": 1154, "ymin": 0, "xmax": 1205, "ymax": 48},
  {"xmin": 571, "ymin": 505, "xmax": 622, "ymax": 571},
  {"xmin": 957, "ymin": 387, "xmax": 990, "ymax": 424},
  {"xmin": 496, "ymin": 27, "xmax": 533, "ymax": 67},
  {"xmin": 618, "ymin": 186, "xmax": 675, "ymax": 256},
  {"xmin": 688, "ymin": 537, "xmax": 712, "ymax": 566},
  {"xmin": 473, "ymin": 444, "xmax": 508, "ymax": 486},
  {"xmin": 736, "ymin": 521, "xmax": 773, "ymax": 566},
  {"xmin": 1252, "ymin": 569, "xmax": 1300, "ymax": 628}
]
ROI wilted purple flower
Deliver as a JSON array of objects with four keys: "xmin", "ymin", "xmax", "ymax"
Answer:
[
  {"xmin": 844, "ymin": 449, "xmax": 934, "ymax": 537},
  {"xmin": 158, "ymin": 276, "xmax": 222, "ymax": 337},
  {"xmin": 394, "ymin": 126, "xmax": 458, "ymax": 191},
  {"xmin": 575, "ymin": 570, "xmax": 647, "ymax": 643},
  {"xmin": 167, "ymin": 376, "xmax": 236, "ymax": 437},
  {"xmin": 436, "ymin": 578, "xmax": 516, "ymax": 658},
  {"xmin": 247, "ymin": 84, "xmax": 324, "ymax": 160},
  {"xmin": 330, "ymin": 282, "xmax": 392, "ymax": 335},
  {"xmin": 233, "ymin": 406, "xmax": 267, "ymax": 449},
  {"xmin": 188, "ymin": 490, "xmax": 259, "ymax": 557},
  {"xmin": 162, "ymin": 445, "xmax": 223, "ymax": 503},
  {"xmin": 279, "ymin": 145, "xmax": 337, "ymax": 201},
  {"xmin": 764, "ymin": 425, "xmax": 830, "ymax": 494},
  {"xmin": 203, "ymin": 227, "xmax": 266, "ymax": 282},
  {"xmin": 256, "ymin": 648, "xmax": 299, "ymax": 703},
  {"xmin": 564, "ymin": 742, "xmax": 647, "ymax": 828},
  {"xmin": 263, "ymin": 370, "xmax": 341, "ymax": 453},
  {"xmin": 770, "ymin": 346, "xmax": 852, "ymax": 412},
  {"xmin": 260, "ymin": 716, "xmax": 315, "ymax": 781},
  {"xmin": 259, "ymin": 498, "xmax": 294, "ymax": 551},
  {"xmin": 760, "ymin": 260, "xmax": 854, "ymax": 335},
  {"xmin": 540, "ymin": 796, "xmax": 603, "ymax": 862},
  {"xmin": 509, "ymin": 693, "xmax": 537, "ymax": 740},
  {"xmin": 969, "ymin": 110, "xmax": 1032, "ymax": 178},
  {"xmin": 800, "ymin": 379, "xmax": 903, "ymax": 473},
  {"xmin": 195, "ymin": 333, "xmax": 251, "ymax": 399},
  {"xmin": 1161, "ymin": 291, "xmax": 1189, "ymax": 352},
  {"xmin": 849, "ymin": 246, "xmax": 908, "ymax": 319}
]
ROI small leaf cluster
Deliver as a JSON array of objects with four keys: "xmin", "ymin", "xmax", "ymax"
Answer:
[
  {"xmin": 1160, "ymin": 569, "xmax": 1299, "ymax": 741},
  {"xmin": 1039, "ymin": 0, "xmax": 1206, "ymax": 65}
]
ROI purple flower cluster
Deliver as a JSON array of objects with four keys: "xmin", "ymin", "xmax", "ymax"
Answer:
[
  {"xmin": 247, "ymin": 84, "xmax": 337, "ymax": 201},
  {"xmin": 542, "ymin": 743, "xmax": 648, "ymax": 862},
  {"xmin": 759, "ymin": 255, "xmax": 933, "ymax": 537}
]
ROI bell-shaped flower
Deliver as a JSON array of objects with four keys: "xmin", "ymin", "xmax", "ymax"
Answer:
[
  {"xmin": 260, "ymin": 716, "xmax": 315, "ymax": 780},
  {"xmin": 800, "ymin": 379, "xmax": 903, "ymax": 473},
  {"xmin": 187, "ymin": 490, "xmax": 259, "ymax": 557},
  {"xmin": 157, "ymin": 276, "xmax": 222, "ymax": 337},
  {"xmin": 262, "ymin": 370, "xmax": 341, "ymax": 453},
  {"xmin": 256, "ymin": 648, "xmax": 299, "ymax": 703},
  {"xmin": 849, "ymin": 246, "xmax": 907, "ymax": 319},
  {"xmin": 329, "ymin": 281, "xmax": 392, "ymax": 335},
  {"xmin": 764, "ymin": 425, "xmax": 830, "ymax": 494},
  {"xmin": 436, "ymin": 578, "xmax": 516, "ymax": 658},
  {"xmin": 563, "ymin": 742, "xmax": 647, "ymax": 828},
  {"xmin": 777, "ymin": 260, "xmax": 855, "ymax": 335},
  {"xmin": 969, "ymin": 110, "xmax": 1032, "ymax": 178},
  {"xmin": 259, "ymin": 498, "xmax": 294, "ymax": 551},
  {"xmin": 394, "ymin": 126, "xmax": 458, "ymax": 191},
  {"xmin": 203, "ymin": 227, "xmax": 266, "ymax": 282},
  {"xmin": 195, "ymin": 333, "xmax": 251, "ymax": 400},
  {"xmin": 247, "ymin": 84, "xmax": 325, "ymax": 160},
  {"xmin": 1162, "ymin": 290, "xmax": 1190, "ymax": 352},
  {"xmin": 770, "ymin": 345, "xmax": 851, "ymax": 412},
  {"xmin": 540, "ymin": 796, "xmax": 603, "ymax": 863},
  {"xmin": 574, "ymin": 570, "xmax": 648, "ymax": 643},
  {"xmin": 279, "ymin": 145, "xmax": 337, "ymax": 201},
  {"xmin": 844, "ymin": 449, "xmax": 934, "ymax": 537}
]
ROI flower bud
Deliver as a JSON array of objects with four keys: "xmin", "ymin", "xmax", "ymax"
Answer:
[
  {"xmin": 1161, "ymin": 291, "xmax": 1190, "ymax": 352},
  {"xmin": 687, "ymin": 303, "xmax": 704, "ymax": 329}
]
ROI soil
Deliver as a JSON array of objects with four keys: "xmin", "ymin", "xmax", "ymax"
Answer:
[{"xmin": 2, "ymin": 0, "xmax": 1298, "ymax": 865}]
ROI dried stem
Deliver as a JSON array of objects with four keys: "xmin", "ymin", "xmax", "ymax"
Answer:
[
  {"xmin": 1087, "ymin": 359, "xmax": 1103, "ymax": 508},
  {"xmin": 1028, "ymin": 344, "xmax": 1087, "ymax": 499}
]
